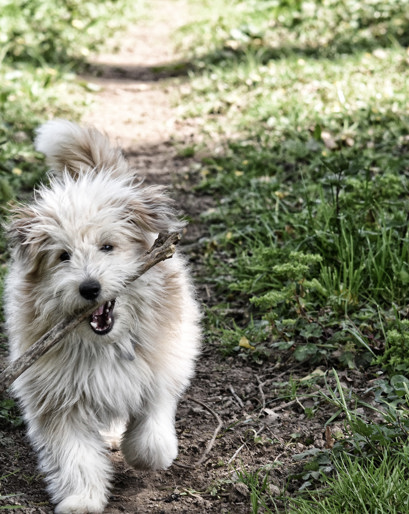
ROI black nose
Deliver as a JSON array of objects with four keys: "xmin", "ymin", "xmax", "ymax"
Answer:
[{"xmin": 79, "ymin": 279, "xmax": 101, "ymax": 300}]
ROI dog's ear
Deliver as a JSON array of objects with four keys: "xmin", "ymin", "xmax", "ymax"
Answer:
[
  {"xmin": 6, "ymin": 205, "xmax": 50, "ymax": 274},
  {"xmin": 126, "ymin": 185, "xmax": 186, "ymax": 236}
]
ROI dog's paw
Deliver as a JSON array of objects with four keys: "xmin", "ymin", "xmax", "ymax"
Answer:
[
  {"xmin": 54, "ymin": 495, "xmax": 106, "ymax": 514},
  {"xmin": 122, "ymin": 420, "xmax": 178, "ymax": 470}
]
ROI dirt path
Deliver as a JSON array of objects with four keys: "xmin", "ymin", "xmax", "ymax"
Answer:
[{"xmin": 83, "ymin": 0, "xmax": 197, "ymax": 182}]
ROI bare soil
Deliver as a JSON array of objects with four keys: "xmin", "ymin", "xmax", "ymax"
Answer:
[{"xmin": 0, "ymin": 1, "xmax": 372, "ymax": 512}]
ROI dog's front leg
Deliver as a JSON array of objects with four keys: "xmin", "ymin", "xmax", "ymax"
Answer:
[
  {"xmin": 27, "ymin": 410, "xmax": 111, "ymax": 513},
  {"xmin": 121, "ymin": 388, "xmax": 178, "ymax": 470}
]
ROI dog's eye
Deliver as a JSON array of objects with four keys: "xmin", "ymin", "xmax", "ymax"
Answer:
[
  {"xmin": 100, "ymin": 244, "xmax": 114, "ymax": 253},
  {"xmin": 59, "ymin": 251, "xmax": 71, "ymax": 262}
]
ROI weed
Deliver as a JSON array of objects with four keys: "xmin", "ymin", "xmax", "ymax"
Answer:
[
  {"xmin": 376, "ymin": 318, "xmax": 409, "ymax": 373},
  {"xmin": 0, "ymin": 398, "xmax": 22, "ymax": 428},
  {"xmin": 235, "ymin": 466, "xmax": 278, "ymax": 514}
]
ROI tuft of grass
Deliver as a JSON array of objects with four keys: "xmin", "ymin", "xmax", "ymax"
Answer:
[
  {"xmin": 235, "ymin": 466, "xmax": 278, "ymax": 514},
  {"xmin": 290, "ymin": 450, "xmax": 409, "ymax": 513},
  {"xmin": 288, "ymin": 370, "xmax": 409, "ymax": 512}
]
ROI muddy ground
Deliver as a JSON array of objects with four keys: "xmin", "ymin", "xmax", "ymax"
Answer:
[{"xmin": 0, "ymin": 1, "xmax": 373, "ymax": 512}]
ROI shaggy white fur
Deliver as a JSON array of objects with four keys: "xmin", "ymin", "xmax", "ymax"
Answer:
[{"xmin": 4, "ymin": 120, "xmax": 201, "ymax": 513}]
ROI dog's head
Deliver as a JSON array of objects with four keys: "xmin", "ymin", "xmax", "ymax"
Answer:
[{"xmin": 6, "ymin": 171, "xmax": 185, "ymax": 337}]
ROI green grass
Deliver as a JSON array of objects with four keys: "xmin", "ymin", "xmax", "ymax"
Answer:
[
  {"xmin": 178, "ymin": 0, "xmax": 409, "ymax": 510},
  {"xmin": 290, "ymin": 451, "xmax": 409, "ymax": 513},
  {"xmin": 179, "ymin": 0, "xmax": 409, "ymax": 368},
  {"xmin": 288, "ymin": 371, "xmax": 409, "ymax": 512}
]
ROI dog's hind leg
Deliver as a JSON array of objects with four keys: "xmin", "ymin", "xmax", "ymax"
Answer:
[
  {"xmin": 26, "ymin": 410, "xmax": 111, "ymax": 513},
  {"xmin": 120, "ymin": 388, "xmax": 179, "ymax": 471}
]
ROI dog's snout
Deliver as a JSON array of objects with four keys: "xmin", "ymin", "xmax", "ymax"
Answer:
[{"xmin": 79, "ymin": 279, "xmax": 101, "ymax": 300}]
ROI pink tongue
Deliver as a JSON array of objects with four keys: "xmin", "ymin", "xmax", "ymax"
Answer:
[{"xmin": 94, "ymin": 304, "xmax": 105, "ymax": 316}]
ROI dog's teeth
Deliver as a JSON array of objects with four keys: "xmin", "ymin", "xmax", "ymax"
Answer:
[
  {"xmin": 107, "ymin": 317, "xmax": 112, "ymax": 325},
  {"xmin": 107, "ymin": 301, "xmax": 111, "ymax": 308},
  {"xmin": 90, "ymin": 321, "xmax": 99, "ymax": 330}
]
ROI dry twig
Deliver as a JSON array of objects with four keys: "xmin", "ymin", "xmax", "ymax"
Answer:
[
  {"xmin": 256, "ymin": 375, "xmax": 266, "ymax": 415},
  {"xmin": 0, "ymin": 232, "xmax": 180, "ymax": 396},
  {"xmin": 228, "ymin": 385, "xmax": 244, "ymax": 408},
  {"xmin": 227, "ymin": 425, "xmax": 265, "ymax": 465},
  {"xmin": 175, "ymin": 396, "xmax": 223, "ymax": 469}
]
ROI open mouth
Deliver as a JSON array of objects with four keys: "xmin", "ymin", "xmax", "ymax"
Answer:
[{"xmin": 89, "ymin": 300, "xmax": 116, "ymax": 335}]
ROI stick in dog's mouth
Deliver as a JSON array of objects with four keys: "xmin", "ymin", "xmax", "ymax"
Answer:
[{"xmin": 90, "ymin": 299, "xmax": 116, "ymax": 335}]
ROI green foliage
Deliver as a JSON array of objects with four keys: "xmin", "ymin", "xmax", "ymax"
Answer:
[
  {"xmin": 181, "ymin": 0, "xmax": 409, "ymax": 65},
  {"xmin": 292, "ymin": 448, "xmax": 334, "ymax": 491},
  {"xmin": 376, "ymin": 319, "xmax": 409, "ymax": 373},
  {"xmin": 179, "ymin": 2, "xmax": 409, "ymax": 507},
  {"xmin": 324, "ymin": 371, "xmax": 409, "ymax": 459},
  {"xmin": 0, "ymin": 0, "xmax": 135, "ymax": 66}
]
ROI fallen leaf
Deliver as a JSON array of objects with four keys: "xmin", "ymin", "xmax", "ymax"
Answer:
[
  {"xmin": 239, "ymin": 336, "xmax": 255, "ymax": 350},
  {"xmin": 300, "ymin": 368, "xmax": 325, "ymax": 382}
]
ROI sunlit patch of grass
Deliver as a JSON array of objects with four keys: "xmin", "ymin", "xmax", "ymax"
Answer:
[
  {"xmin": 0, "ymin": 0, "xmax": 139, "ymax": 66},
  {"xmin": 290, "ymin": 451, "xmax": 409, "ymax": 513}
]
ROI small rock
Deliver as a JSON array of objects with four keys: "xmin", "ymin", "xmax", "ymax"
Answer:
[
  {"xmin": 269, "ymin": 484, "xmax": 281, "ymax": 496},
  {"xmin": 233, "ymin": 481, "xmax": 249, "ymax": 497}
]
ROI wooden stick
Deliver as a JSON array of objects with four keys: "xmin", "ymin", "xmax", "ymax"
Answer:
[{"xmin": 0, "ymin": 232, "xmax": 181, "ymax": 396}]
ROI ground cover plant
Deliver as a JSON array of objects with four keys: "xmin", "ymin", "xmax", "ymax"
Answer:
[{"xmin": 176, "ymin": 0, "xmax": 409, "ymax": 510}]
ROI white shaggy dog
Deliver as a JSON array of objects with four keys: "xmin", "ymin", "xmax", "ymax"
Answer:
[{"xmin": 4, "ymin": 120, "xmax": 201, "ymax": 513}]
